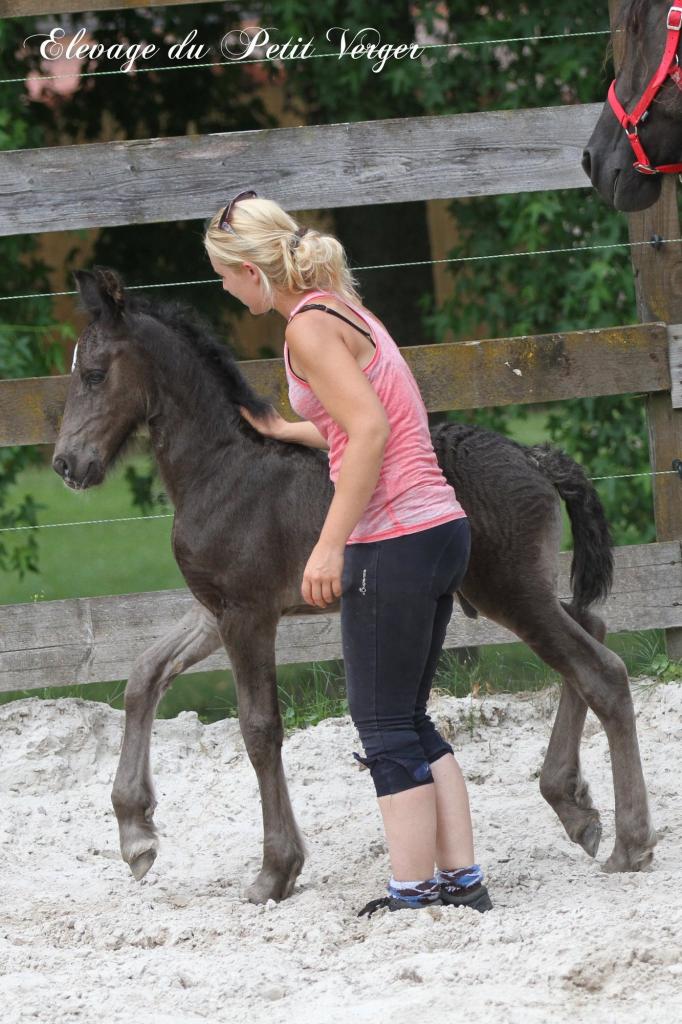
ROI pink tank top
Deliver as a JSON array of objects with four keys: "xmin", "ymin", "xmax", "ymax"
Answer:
[{"xmin": 283, "ymin": 289, "xmax": 467, "ymax": 545}]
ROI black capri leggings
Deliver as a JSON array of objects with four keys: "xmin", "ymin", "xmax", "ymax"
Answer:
[{"xmin": 340, "ymin": 516, "xmax": 471, "ymax": 798}]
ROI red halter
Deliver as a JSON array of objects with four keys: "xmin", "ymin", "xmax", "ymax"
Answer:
[{"xmin": 607, "ymin": 4, "xmax": 682, "ymax": 175}]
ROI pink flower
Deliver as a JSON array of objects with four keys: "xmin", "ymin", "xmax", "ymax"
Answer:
[{"xmin": 25, "ymin": 33, "xmax": 94, "ymax": 106}]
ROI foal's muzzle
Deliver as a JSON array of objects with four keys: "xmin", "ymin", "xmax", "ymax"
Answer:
[{"xmin": 52, "ymin": 452, "xmax": 104, "ymax": 490}]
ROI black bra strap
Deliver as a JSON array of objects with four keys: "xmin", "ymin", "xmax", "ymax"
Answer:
[{"xmin": 290, "ymin": 303, "xmax": 374, "ymax": 343}]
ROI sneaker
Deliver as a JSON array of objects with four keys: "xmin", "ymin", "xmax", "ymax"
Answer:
[
  {"xmin": 357, "ymin": 895, "xmax": 444, "ymax": 918},
  {"xmin": 440, "ymin": 882, "xmax": 492, "ymax": 913}
]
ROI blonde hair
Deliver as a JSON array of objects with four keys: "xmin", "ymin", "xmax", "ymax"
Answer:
[{"xmin": 203, "ymin": 194, "xmax": 363, "ymax": 310}]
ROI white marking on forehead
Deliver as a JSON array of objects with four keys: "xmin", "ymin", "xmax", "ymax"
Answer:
[{"xmin": 71, "ymin": 342, "xmax": 78, "ymax": 372}]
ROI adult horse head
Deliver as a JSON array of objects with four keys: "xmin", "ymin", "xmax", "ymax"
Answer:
[{"xmin": 583, "ymin": 1, "xmax": 682, "ymax": 211}]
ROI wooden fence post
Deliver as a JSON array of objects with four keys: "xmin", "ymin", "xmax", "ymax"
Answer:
[{"xmin": 609, "ymin": 0, "xmax": 682, "ymax": 658}]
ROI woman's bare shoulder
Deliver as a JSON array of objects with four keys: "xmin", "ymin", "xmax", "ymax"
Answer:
[{"xmin": 314, "ymin": 293, "xmax": 388, "ymax": 335}]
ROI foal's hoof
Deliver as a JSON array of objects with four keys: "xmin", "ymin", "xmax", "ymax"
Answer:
[
  {"xmin": 578, "ymin": 819, "xmax": 602, "ymax": 859},
  {"xmin": 601, "ymin": 830, "xmax": 657, "ymax": 873},
  {"xmin": 245, "ymin": 856, "xmax": 304, "ymax": 904},
  {"xmin": 129, "ymin": 849, "xmax": 157, "ymax": 881},
  {"xmin": 120, "ymin": 822, "xmax": 159, "ymax": 881},
  {"xmin": 245, "ymin": 870, "xmax": 291, "ymax": 904}
]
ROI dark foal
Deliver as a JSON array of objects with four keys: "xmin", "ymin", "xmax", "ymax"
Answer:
[
  {"xmin": 52, "ymin": 267, "xmax": 656, "ymax": 903},
  {"xmin": 583, "ymin": 0, "xmax": 682, "ymax": 211}
]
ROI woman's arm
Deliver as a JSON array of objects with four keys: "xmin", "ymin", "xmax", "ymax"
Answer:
[
  {"xmin": 286, "ymin": 314, "xmax": 390, "ymax": 549},
  {"xmin": 318, "ymin": 432, "xmax": 387, "ymax": 547},
  {"xmin": 239, "ymin": 406, "xmax": 328, "ymax": 450},
  {"xmin": 280, "ymin": 419, "xmax": 329, "ymax": 451}
]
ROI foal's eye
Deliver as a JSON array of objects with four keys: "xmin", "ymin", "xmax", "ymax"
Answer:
[{"xmin": 85, "ymin": 371, "xmax": 107, "ymax": 386}]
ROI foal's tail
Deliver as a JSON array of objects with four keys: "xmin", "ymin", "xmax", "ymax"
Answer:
[{"xmin": 528, "ymin": 442, "xmax": 614, "ymax": 612}]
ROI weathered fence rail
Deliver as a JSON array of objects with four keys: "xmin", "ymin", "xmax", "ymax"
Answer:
[
  {"xmin": 0, "ymin": 105, "xmax": 602, "ymax": 236},
  {"xmin": 0, "ymin": 322, "xmax": 673, "ymax": 446}
]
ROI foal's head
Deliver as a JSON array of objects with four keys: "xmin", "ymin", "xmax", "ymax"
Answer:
[
  {"xmin": 583, "ymin": 0, "xmax": 682, "ymax": 211},
  {"xmin": 52, "ymin": 268, "xmax": 151, "ymax": 490},
  {"xmin": 52, "ymin": 266, "xmax": 273, "ymax": 491}
]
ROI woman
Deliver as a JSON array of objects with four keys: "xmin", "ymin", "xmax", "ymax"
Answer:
[{"xmin": 204, "ymin": 189, "xmax": 492, "ymax": 917}]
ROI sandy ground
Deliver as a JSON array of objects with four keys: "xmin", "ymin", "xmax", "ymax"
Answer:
[{"xmin": 1, "ymin": 680, "xmax": 681, "ymax": 1024}]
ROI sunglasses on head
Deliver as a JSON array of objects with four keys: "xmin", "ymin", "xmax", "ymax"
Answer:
[{"xmin": 218, "ymin": 189, "xmax": 258, "ymax": 233}]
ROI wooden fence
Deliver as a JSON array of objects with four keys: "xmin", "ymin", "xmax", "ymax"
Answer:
[{"xmin": 1, "ymin": 0, "xmax": 681, "ymax": 693}]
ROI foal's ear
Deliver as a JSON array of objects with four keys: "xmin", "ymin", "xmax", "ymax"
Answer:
[{"xmin": 73, "ymin": 266, "xmax": 127, "ymax": 322}]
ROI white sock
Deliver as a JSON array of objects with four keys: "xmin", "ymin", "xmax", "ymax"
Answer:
[{"xmin": 387, "ymin": 875, "xmax": 440, "ymax": 903}]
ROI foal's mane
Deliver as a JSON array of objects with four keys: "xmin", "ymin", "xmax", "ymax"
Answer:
[{"xmin": 125, "ymin": 292, "xmax": 272, "ymax": 419}]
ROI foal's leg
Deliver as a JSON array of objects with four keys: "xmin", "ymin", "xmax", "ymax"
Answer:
[
  {"xmin": 515, "ymin": 599, "xmax": 656, "ymax": 871},
  {"xmin": 538, "ymin": 602, "xmax": 607, "ymax": 858},
  {"xmin": 111, "ymin": 600, "xmax": 222, "ymax": 880},
  {"xmin": 217, "ymin": 608, "xmax": 306, "ymax": 903},
  {"xmin": 539, "ymin": 680, "xmax": 601, "ymax": 857}
]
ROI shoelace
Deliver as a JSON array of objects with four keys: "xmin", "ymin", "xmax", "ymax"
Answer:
[
  {"xmin": 358, "ymin": 896, "xmax": 392, "ymax": 918},
  {"xmin": 357, "ymin": 892, "xmax": 442, "ymax": 918}
]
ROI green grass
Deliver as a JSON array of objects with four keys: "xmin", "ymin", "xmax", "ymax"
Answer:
[
  {"xmin": 2, "ymin": 414, "xmax": 677, "ymax": 726},
  {"xmin": 1, "ymin": 444, "xmax": 183, "ymax": 605}
]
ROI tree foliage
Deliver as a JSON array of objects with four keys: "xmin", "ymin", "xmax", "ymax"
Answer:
[{"xmin": 0, "ymin": 21, "xmax": 73, "ymax": 581}]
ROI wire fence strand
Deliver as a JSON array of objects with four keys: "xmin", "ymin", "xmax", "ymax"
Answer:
[
  {"xmin": 2, "ymin": 235, "xmax": 680, "ymax": 305},
  {"xmin": 0, "ymin": 468, "xmax": 678, "ymax": 534},
  {"xmin": 0, "ymin": 28, "xmax": 612, "ymax": 87}
]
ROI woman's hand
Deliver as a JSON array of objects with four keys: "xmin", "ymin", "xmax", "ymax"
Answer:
[
  {"xmin": 239, "ymin": 405, "xmax": 289, "ymax": 441},
  {"xmin": 302, "ymin": 540, "xmax": 345, "ymax": 608}
]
